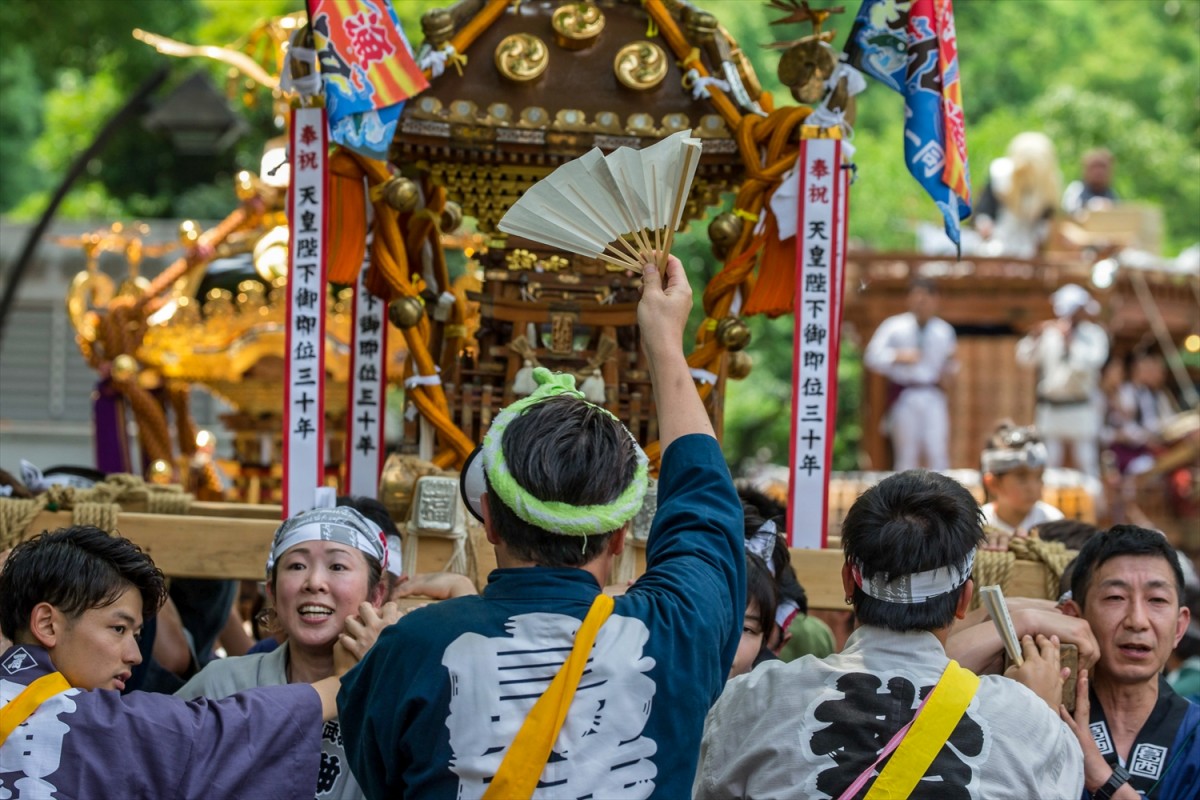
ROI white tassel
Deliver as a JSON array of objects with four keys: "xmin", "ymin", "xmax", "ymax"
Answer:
[
  {"xmin": 513, "ymin": 359, "xmax": 537, "ymax": 396},
  {"xmin": 581, "ymin": 369, "xmax": 607, "ymax": 404}
]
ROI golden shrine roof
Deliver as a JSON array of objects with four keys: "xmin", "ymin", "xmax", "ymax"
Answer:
[{"xmin": 396, "ymin": 0, "xmax": 760, "ymax": 161}]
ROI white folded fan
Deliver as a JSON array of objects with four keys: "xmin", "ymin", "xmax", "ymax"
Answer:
[{"xmin": 498, "ymin": 129, "xmax": 702, "ymax": 272}]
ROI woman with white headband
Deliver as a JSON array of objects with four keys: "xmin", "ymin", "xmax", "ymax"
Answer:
[
  {"xmin": 177, "ymin": 506, "xmax": 399, "ymax": 800},
  {"xmin": 979, "ymin": 420, "xmax": 1064, "ymax": 551}
]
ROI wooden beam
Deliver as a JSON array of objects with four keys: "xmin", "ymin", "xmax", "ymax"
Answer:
[
  {"xmin": 23, "ymin": 510, "xmax": 276, "ymax": 581},
  {"xmin": 19, "ymin": 510, "xmax": 1060, "ymax": 602}
]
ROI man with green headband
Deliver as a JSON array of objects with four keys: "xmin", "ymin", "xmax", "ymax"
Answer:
[{"xmin": 338, "ymin": 254, "xmax": 746, "ymax": 799}]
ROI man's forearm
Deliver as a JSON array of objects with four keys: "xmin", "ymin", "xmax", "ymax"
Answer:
[{"xmin": 648, "ymin": 347, "xmax": 714, "ymax": 452}]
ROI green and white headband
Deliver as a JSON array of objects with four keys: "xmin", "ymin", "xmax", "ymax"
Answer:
[{"xmin": 460, "ymin": 367, "xmax": 649, "ymax": 536}]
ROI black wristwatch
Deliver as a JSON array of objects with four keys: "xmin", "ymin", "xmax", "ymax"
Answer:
[{"xmin": 1094, "ymin": 764, "xmax": 1130, "ymax": 800}]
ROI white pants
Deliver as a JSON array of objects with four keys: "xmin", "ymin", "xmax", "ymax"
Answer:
[
  {"xmin": 1036, "ymin": 403, "xmax": 1102, "ymax": 478},
  {"xmin": 889, "ymin": 388, "xmax": 949, "ymax": 471}
]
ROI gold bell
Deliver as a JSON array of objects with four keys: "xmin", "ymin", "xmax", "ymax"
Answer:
[
  {"xmin": 383, "ymin": 177, "xmax": 419, "ymax": 213},
  {"xmin": 440, "ymin": 201, "xmax": 463, "ymax": 233},
  {"xmin": 708, "ymin": 212, "xmax": 744, "ymax": 252},
  {"xmin": 715, "ymin": 316, "xmax": 752, "ymax": 352},
  {"xmin": 778, "ymin": 39, "xmax": 835, "ymax": 105},
  {"xmin": 726, "ymin": 350, "xmax": 753, "ymax": 380},
  {"xmin": 379, "ymin": 453, "xmax": 441, "ymax": 521},
  {"xmin": 388, "ymin": 296, "xmax": 425, "ymax": 329},
  {"xmin": 111, "ymin": 354, "xmax": 140, "ymax": 383}
]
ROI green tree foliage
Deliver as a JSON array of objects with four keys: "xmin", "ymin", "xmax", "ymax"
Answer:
[{"xmin": 1, "ymin": 0, "xmax": 1194, "ymax": 470}]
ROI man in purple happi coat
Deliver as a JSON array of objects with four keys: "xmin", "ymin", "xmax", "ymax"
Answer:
[{"xmin": 0, "ymin": 525, "xmax": 354, "ymax": 799}]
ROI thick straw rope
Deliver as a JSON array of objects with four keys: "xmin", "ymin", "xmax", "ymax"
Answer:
[
  {"xmin": 71, "ymin": 502, "xmax": 121, "ymax": 533},
  {"xmin": 0, "ymin": 475, "xmax": 194, "ymax": 549},
  {"xmin": 970, "ymin": 537, "xmax": 1076, "ymax": 609},
  {"xmin": 0, "ymin": 498, "xmax": 47, "ymax": 551}
]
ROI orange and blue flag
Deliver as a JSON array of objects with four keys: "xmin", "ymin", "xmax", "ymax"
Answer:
[
  {"xmin": 844, "ymin": 0, "xmax": 972, "ymax": 249},
  {"xmin": 309, "ymin": 0, "xmax": 428, "ymax": 159}
]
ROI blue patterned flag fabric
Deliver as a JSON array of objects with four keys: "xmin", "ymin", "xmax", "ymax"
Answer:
[
  {"xmin": 844, "ymin": 0, "xmax": 972, "ymax": 249},
  {"xmin": 309, "ymin": 0, "xmax": 428, "ymax": 159}
]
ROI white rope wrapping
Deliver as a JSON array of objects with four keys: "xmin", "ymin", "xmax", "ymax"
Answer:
[
  {"xmin": 417, "ymin": 44, "xmax": 458, "ymax": 79},
  {"xmin": 683, "ymin": 68, "xmax": 731, "ymax": 100},
  {"xmin": 433, "ymin": 291, "xmax": 457, "ymax": 322},
  {"xmin": 280, "ymin": 37, "xmax": 321, "ymax": 98},
  {"xmin": 404, "ymin": 371, "xmax": 443, "ymax": 389}
]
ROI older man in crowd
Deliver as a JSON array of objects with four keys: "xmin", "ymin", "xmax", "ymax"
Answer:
[{"xmin": 1061, "ymin": 526, "xmax": 1198, "ymax": 799}]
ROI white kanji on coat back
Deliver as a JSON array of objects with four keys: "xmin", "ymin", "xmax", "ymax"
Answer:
[
  {"xmin": 0, "ymin": 680, "xmax": 80, "ymax": 799},
  {"xmin": 443, "ymin": 612, "xmax": 658, "ymax": 799}
]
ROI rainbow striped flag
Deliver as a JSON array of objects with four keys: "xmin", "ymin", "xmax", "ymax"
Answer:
[
  {"xmin": 309, "ymin": 0, "xmax": 428, "ymax": 159},
  {"xmin": 845, "ymin": 0, "xmax": 972, "ymax": 249}
]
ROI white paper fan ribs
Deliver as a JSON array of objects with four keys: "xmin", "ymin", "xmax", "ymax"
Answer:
[{"xmin": 498, "ymin": 129, "xmax": 702, "ymax": 272}]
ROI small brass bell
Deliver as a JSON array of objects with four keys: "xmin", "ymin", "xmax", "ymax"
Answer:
[
  {"xmin": 388, "ymin": 296, "xmax": 425, "ymax": 329},
  {"xmin": 708, "ymin": 212, "xmax": 744, "ymax": 250},
  {"xmin": 715, "ymin": 316, "xmax": 752, "ymax": 352},
  {"xmin": 383, "ymin": 177, "xmax": 419, "ymax": 213},
  {"xmin": 778, "ymin": 40, "xmax": 835, "ymax": 105},
  {"xmin": 440, "ymin": 201, "xmax": 463, "ymax": 233},
  {"xmin": 726, "ymin": 350, "xmax": 753, "ymax": 380}
]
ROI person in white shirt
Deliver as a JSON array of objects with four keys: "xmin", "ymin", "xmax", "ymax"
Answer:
[
  {"xmin": 1016, "ymin": 283, "xmax": 1109, "ymax": 478},
  {"xmin": 978, "ymin": 422, "xmax": 1064, "ymax": 551},
  {"xmin": 863, "ymin": 278, "xmax": 957, "ymax": 471},
  {"xmin": 693, "ymin": 470, "xmax": 1083, "ymax": 800}
]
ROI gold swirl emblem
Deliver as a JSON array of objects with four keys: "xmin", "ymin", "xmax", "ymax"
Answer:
[
  {"xmin": 552, "ymin": 3, "xmax": 605, "ymax": 50},
  {"xmin": 614, "ymin": 42, "xmax": 668, "ymax": 91},
  {"xmin": 495, "ymin": 34, "xmax": 549, "ymax": 82}
]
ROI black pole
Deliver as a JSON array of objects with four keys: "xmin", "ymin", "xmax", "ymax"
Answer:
[{"xmin": 0, "ymin": 67, "xmax": 170, "ymax": 347}]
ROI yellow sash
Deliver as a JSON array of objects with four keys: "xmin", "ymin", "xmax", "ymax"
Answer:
[
  {"xmin": 482, "ymin": 593, "xmax": 615, "ymax": 800},
  {"xmin": 864, "ymin": 660, "xmax": 980, "ymax": 800},
  {"xmin": 0, "ymin": 671, "xmax": 72, "ymax": 746}
]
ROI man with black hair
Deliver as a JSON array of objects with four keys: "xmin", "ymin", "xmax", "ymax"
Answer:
[
  {"xmin": 695, "ymin": 470, "xmax": 1083, "ymax": 799},
  {"xmin": 0, "ymin": 525, "xmax": 370, "ymax": 798},
  {"xmin": 1060, "ymin": 525, "xmax": 1198, "ymax": 799},
  {"xmin": 339, "ymin": 254, "xmax": 746, "ymax": 799},
  {"xmin": 863, "ymin": 278, "xmax": 958, "ymax": 471}
]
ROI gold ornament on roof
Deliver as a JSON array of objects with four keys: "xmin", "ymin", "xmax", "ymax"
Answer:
[
  {"xmin": 421, "ymin": 8, "xmax": 455, "ymax": 47},
  {"xmin": 552, "ymin": 2, "xmax": 605, "ymax": 50},
  {"xmin": 505, "ymin": 249, "xmax": 538, "ymax": 271},
  {"xmin": 614, "ymin": 42, "xmax": 668, "ymax": 91},
  {"xmin": 495, "ymin": 34, "xmax": 549, "ymax": 82}
]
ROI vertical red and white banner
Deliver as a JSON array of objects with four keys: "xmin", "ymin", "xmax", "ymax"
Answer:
[
  {"xmin": 788, "ymin": 138, "xmax": 846, "ymax": 549},
  {"xmin": 282, "ymin": 105, "xmax": 328, "ymax": 518},
  {"xmin": 345, "ymin": 251, "xmax": 387, "ymax": 498}
]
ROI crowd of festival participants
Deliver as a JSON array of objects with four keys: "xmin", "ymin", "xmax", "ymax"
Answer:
[{"xmin": 1, "ymin": 252, "xmax": 1196, "ymax": 798}]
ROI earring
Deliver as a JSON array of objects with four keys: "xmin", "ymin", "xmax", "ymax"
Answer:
[{"xmin": 843, "ymin": 596, "xmax": 853, "ymax": 605}]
